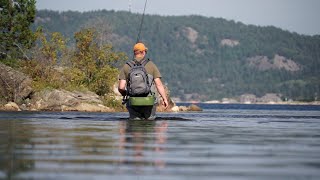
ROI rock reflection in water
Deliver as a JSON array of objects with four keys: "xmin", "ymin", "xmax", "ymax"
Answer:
[{"xmin": 0, "ymin": 120, "xmax": 36, "ymax": 179}]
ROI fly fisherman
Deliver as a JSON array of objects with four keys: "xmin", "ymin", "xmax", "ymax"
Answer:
[{"xmin": 118, "ymin": 42, "xmax": 168, "ymax": 120}]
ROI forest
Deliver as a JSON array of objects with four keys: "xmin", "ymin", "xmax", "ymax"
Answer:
[{"xmin": 3, "ymin": 7, "xmax": 320, "ymax": 102}]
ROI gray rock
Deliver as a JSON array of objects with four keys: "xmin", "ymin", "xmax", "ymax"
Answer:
[
  {"xmin": 240, "ymin": 94, "xmax": 257, "ymax": 104},
  {"xmin": 29, "ymin": 89, "xmax": 113, "ymax": 112},
  {"xmin": 0, "ymin": 63, "xmax": 33, "ymax": 104},
  {"xmin": 258, "ymin": 93, "xmax": 283, "ymax": 103}
]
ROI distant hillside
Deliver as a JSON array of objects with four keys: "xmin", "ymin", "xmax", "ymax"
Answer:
[{"xmin": 33, "ymin": 10, "xmax": 320, "ymax": 102}]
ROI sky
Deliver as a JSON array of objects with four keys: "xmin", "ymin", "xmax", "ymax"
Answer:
[{"xmin": 36, "ymin": 0, "xmax": 320, "ymax": 36}]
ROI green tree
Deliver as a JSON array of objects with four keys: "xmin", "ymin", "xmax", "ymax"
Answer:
[
  {"xmin": 68, "ymin": 28, "xmax": 127, "ymax": 95},
  {"xmin": 0, "ymin": 0, "xmax": 36, "ymax": 62},
  {"xmin": 19, "ymin": 29, "xmax": 69, "ymax": 90}
]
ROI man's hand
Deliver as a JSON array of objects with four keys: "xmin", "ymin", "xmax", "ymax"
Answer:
[
  {"xmin": 162, "ymin": 97, "xmax": 169, "ymax": 109},
  {"xmin": 118, "ymin": 79, "xmax": 127, "ymax": 96},
  {"xmin": 154, "ymin": 78, "xmax": 169, "ymax": 109}
]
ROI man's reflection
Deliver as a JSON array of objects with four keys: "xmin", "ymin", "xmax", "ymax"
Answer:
[{"xmin": 118, "ymin": 120, "xmax": 168, "ymax": 169}]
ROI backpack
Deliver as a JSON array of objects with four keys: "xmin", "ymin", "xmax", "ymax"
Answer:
[{"xmin": 126, "ymin": 59, "xmax": 151, "ymax": 97}]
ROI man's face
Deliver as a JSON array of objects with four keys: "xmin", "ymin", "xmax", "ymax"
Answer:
[{"xmin": 134, "ymin": 51, "xmax": 146, "ymax": 59}]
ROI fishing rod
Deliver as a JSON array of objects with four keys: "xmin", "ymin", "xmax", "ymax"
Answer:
[
  {"xmin": 136, "ymin": 0, "xmax": 148, "ymax": 43},
  {"xmin": 122, "ymin": 0, "xmax": 148, "ymax": 105}
]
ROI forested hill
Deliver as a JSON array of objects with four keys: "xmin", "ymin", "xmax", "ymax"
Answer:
[{"xmin": 34, "ymin": 10, "xmax": 320, "ymax": 102}]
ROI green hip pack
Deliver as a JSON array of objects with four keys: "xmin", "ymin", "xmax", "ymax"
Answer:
[{"xmin": 129, "ymin": 96, "xmax": 155, "ymax": 106}]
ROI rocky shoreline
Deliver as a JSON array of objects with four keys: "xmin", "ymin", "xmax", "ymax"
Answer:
[
  {"xmin": 1, "ymin": 63, "xmax": 318, "ymax": 113},
  {"xmin": 0, "ymin": 62, "xmax": 203, "ymax": 113},
  {"xmin": 0, "ymin": 88, "xmax": 203, "ymax": 112},
  {"xmin": 1, "ymin": 98, "xmax": 319, "ymax": 112},
  {"xmin": 0, "ymin": 100, "xmax": 203, "ymax": 113}
]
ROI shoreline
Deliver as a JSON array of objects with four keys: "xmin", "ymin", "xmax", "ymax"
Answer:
[
  {"xmin": 176, "ymin": 101, "xmax": 320, "ymax": 106},
  {"xmin": 1, "ymin": 101, "xmax": 319, "ymax": 113}
]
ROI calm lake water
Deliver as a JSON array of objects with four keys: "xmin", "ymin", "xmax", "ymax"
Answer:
[{"xmin": 1, "ymin": 104, "xmax": 320, "ymax": 180}]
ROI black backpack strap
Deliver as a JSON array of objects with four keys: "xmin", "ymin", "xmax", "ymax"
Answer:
[
  {"xmin": 127, "ymin": 58, "xmax": 150, "ymax": 67},
  {"xmin": 141, "ymin": 58, "xmax": 150, "ymax": 66},
  {"xmin": 126, "ymin": 60, "xmax": 135, "ymax": 68},
  {"xmin": 134, "ymin": 59, "xmax": 142, "ymax": 65}
]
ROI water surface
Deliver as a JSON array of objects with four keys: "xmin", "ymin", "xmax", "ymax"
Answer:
[{"xmin": 1, "ymin": 104, "xmax": 320, "ymax": 179}]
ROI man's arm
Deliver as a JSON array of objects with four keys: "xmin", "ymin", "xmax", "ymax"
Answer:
[
  {"xmin": 154, "ymin": 78, "xmax": 169, "ymax": 109},
  {"xmin": 118, "ymin": 79, "xmax": 127, "ymax": 96}
]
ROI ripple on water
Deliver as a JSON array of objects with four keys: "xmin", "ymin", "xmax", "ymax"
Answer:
[{"xmin": 1, "ymin": 108, "xmax": 320, "ymax": 179}]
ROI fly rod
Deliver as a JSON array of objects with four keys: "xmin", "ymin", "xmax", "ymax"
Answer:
[{"xmin": 136, "ymin": 0, "xmax": 148, "ymax": 43}]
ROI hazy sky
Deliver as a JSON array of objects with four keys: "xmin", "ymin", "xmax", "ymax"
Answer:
[{"xmin": 36, "ymin": 0, "xmax": 320, "ymax": 35}]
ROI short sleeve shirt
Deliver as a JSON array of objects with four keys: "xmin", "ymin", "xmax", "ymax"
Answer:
[{"xmin": 119, "ymin": 59, "xmax": 162, "ymax": 80}]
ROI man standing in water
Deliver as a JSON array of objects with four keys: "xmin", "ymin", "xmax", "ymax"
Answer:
[{"xmin": 118, "ymin": 42, "xmax": 168, "ymax": 120}]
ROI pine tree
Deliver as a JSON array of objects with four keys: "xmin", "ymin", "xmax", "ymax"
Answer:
[{"xmin": 0, "ymin": 0, "xmax": 36, "ymax": 61}]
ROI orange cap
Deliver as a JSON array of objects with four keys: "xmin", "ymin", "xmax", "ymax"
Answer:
[{"xmin": 133, "ymin": 42, "xmax": 148, "ymax": 52}]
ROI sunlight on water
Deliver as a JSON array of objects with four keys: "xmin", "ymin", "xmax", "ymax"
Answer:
[{"xmin": 0, "ymin": 104, "xmax": 320, "ymax": 179}]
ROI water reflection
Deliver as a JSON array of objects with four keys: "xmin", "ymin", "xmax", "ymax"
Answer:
[
  {"xmin": 1, "ymin": 108, "xmax": 319, "ymax": 179},
  {"xmin": 0, "ymin": 118, "xmax": 170, "ymax": 179},
  {"xmin": 0, "ymin": 120, "xmax": 35, "ymax": 179},
  {"xmin": 118, "ymin": 120, "xmax": 168, "ymax": 170}
]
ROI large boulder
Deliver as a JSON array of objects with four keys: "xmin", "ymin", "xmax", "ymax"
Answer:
[
  {"xmin": 0, "ymin": 63, "xmax": 33, "ymax": 104},
  {"xmin": 29, "ymin": 89, "xmax": 114, "ymax": 112}
]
